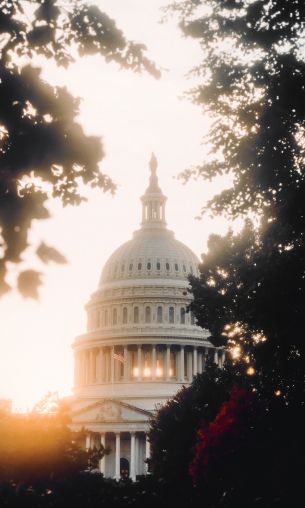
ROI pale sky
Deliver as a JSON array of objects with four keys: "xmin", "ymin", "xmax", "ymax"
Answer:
[{"xmin": 0, "ymin": 0, "xmax": 232, "ymax": 411}]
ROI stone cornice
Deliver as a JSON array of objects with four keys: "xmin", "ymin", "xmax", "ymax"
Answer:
[{"xmin": 73, "ymin": 335, "xmax": 211, "ymax": 350}]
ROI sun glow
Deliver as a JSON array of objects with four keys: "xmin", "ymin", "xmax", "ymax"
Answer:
[
  {"xmin": 143, "ymin": 364, "xmax": 151, "ymax": 378},
  {"xmin": 0, "ymin": 0, "xmax": 232, "ymax": 411},
  {"xmin": 132, "ymin": 362, "xmax": 164, "ymax": 378},
  {"xmin": 132, "ymin": 367, "xmax": 139, "ymax": 378},
  {"xmin": 156, "ymin": 364, "xmax": 163, "ymax": 377}
]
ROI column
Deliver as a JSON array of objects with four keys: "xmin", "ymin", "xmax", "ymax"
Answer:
[
  {"xmin": 105, "ymin": 348, "xmax": 110, "ymax": 382},
  {"xmin": 130, "ymin": 432, "xmax": 136, "ymax": 481},
  {"xmin": 95, "ymin": 348, "xmax": 101, "ymax": 382},
  {"xmin": 214, "ymin": 348, "xmax": 218, "ymax": 365},
  {"xmin": 124, "ymin": 346, "xmax": 129, "ymax": 381},
  {"xmin": 196, "ymin": 350, "xmax": 201, "ymax": 374},
  {"xmin": 78, "ymin": 353, "xmax": 83, "ymax": 386},
  {"xmin": 193, "ymin": 346, "xmax": 198, "ymax": 377},
  {"xmin": 187, "ymin": 350, "xmax": 192, "ymax": 381},
  {"xmin": 202, "ymin": 348, "xmax": 206, "ymax": 372},
  {"xmin": 142, "ymin": 202, "xmax": 145, "ymax": 222},
  {"xmin": 85, "ymin": 433, "xmax": 91, "ymax": 450},
  {"xmin": 85, "ymin": 351, "xmax": 89, "ymax": 384},
  {"xmin": 180, "ymin": 345, "xmax": 185, "ymax": 382},
  {"xmin": 115, "ymin": 432, "xmax": 120, "ymax": 479},
  {"xmin": 221, "ymin": 349, "xmax": 226, "ymax": 367},
  {"xmin": 99, "ymin": 347, "xmax": 104, "ymax": 382},
  {"xmin": 152, "ymin": 345, "xmax": 157, "ymax": 380},
  {"xmin": 100, "ymin": 433, "xmax": 106, "ymax": 475},
  {"xmin": 111, "ymin": 345, "xmax": 115, "ymax": 383},
  {"xmin": 166, "ymin": 345, "xmax": 171, "ymax": 381},
  {"xmin": 79, "ymin": 353, "xmax": 83, "ymax": 385},
  {"xmin": 145, "ymin": 434, "xmax": 150, "ymax": 474},
  {"xmin": 137, "ymin": 345, "xmax": 142, "ymax": 381},
  {"xmin": 89, "ymin": 349, "xmax": 94, "ymax": 383}
]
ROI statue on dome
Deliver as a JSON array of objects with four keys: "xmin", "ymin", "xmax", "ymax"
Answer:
[{"xmin": 149, "ymin": 152, "xmax": 158, "ymax": 174}]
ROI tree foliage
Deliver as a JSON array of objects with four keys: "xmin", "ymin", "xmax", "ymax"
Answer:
[
  {"xmin": 190, "ymin": 386, "xmax": 259, "ymax": 483},
  {"xmin": 148, "ymin": 366, "xmax": 305, "ymax": 508},
  {"xmin": 0, "ymin": 399, "xmax": 88, "ymax": 483},
  {"xmin": 148, "ymin": 363, "xmax": 243, "ymax": 490},
  {"xmin": 0, "ymin": 0, "xmax": 159, "ymax": 297},
  {"xmin": 168, "ymin": 0, "xmax": 305, "ymax": 398},
  {"xmin": 189, "ymin": 385, "xmax": 305, "ymax": 508}
]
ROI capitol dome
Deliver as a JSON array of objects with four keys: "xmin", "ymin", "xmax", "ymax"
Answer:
[
  {"xmin": 70, "ymin": 154, "xmax": 224, "ymax": 481},
  {"xmin": 99, "ymin": 229, "xmax": 199, "ymax": 285}
]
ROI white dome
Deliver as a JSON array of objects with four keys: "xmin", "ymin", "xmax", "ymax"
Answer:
[{"xmin": 99, "ymin": 228, "xmax": 200, "ymax": 285}]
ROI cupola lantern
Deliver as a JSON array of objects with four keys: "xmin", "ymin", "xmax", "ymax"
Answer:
[{"xmin": 141, "ymin": 153, "xmax": 167, "ymax": 228}]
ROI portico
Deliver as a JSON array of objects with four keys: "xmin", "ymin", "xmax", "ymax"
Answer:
[{"xmin": 85, "ymin": 430, "xmax": 150, "ymax": 480}]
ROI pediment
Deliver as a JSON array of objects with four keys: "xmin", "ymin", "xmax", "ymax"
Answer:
[{"xmin": 71, "ymin": 398, "xmax": 152, "ymax": 424}]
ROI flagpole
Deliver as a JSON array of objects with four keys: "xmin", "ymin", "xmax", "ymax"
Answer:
[{"xmin": 112, "ymin": 347, "xmax": 126, "ymax": 399}]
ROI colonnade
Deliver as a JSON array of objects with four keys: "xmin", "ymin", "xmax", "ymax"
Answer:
[
  {"xmin": 75, "ymin": 344, "xmax": 225, "ymax": 387},
  {"xmin": 85, "ymin": 430, "xmax": 149, "ymax": 480}
]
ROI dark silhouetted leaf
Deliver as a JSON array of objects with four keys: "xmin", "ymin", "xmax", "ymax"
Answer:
[
  {"xmin": 36, "ymin": 242, "xmax": 67, "ymax": 264},
  {"xmin": 17, "ymin": 270, "xmax": 43, "ymax": 299}
]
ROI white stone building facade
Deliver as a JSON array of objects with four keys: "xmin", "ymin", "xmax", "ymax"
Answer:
[{"xmin": 70, "ymin": 155, "xmax": 223, "ymax": 480}]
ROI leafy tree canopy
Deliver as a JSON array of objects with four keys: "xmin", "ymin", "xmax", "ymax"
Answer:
[
  {"xmin": 0, "ymin": 395, "xmax": 89, "ymax": 483},
  {"xmin": 0, "ymin": 0, "xmax": 159, "ymax": 298},
  {"xmin": 148, "ymin": 363, "xmax": 243, "ymax": 492},
  {"xmin": 168, "ymin": 0, "xmax": 305, "ymax": 399},
  {"xmin": 190, "ymin": 385, "xmax": 305, "ymax": 508}
]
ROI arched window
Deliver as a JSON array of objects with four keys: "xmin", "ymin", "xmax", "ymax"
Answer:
[
  {"xmin": 169, "ymin": 307, "xmax": 174, "ymax": 324},
  {"xmin": 145, "ymin": 306, "xmax": 151, "ymax": 323},
  {"xmin": 104, "ymin": 309, "xmax": 108, "ymax": 326},
  {"xmin": 113, "ymin": 308, "xmax": 117, "ymax": 325},
  {"xmin": 174, "ymin": 263, "xmax": 179, "ymax": 271},
  {"xmin": 147, "ymin": 262, "xmax": 151, "ymax": 270},
  {"xmin": 123, "ymin": 307, "xmax": 128, "ymax": 324},
  {"xmin": 180, "ymin": 307, "xmax": 186, "ymax": 324},
  {"xmin": 129, "ymin": 263, "xmax": 133, "ymax": 271},
  {"xmin": 134, "ymin": 306, "xmax": 139, "ymax": 323},
  {"xmin": 156, "ymin": 261, "xmax": 161, "ymax": 270},
  {"xmin": 165, "ymin": 262, "xmax": 170, "ymax": 271},
  {"xmin": 191, "ymin": 312, "xmax": 195, "ymax": 325},
  {"xmin": 183, "ymin": 264, "xmax": 186, "ymax": 272},
  {"xmin": 157, "ymin": 306, "xmax": 163, "ymax": 323},
  {"xmin": 138, "ymin": 262, "xmax": 142, "ymax": 271}
]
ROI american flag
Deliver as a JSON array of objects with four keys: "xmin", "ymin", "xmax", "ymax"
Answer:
[{"xmin": 113, "ymin": 352, "xmax": 125, "ymax": 363}]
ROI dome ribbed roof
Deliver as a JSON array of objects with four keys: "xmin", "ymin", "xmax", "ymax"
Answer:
[{"xmin": 99, "ymin": 228, "xmax": 199, "ymax": 285}]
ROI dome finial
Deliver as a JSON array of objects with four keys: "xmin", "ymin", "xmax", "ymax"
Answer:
[{"xmin": 149, "ymin": 152, "xmax": 158, "ymax": 175}]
